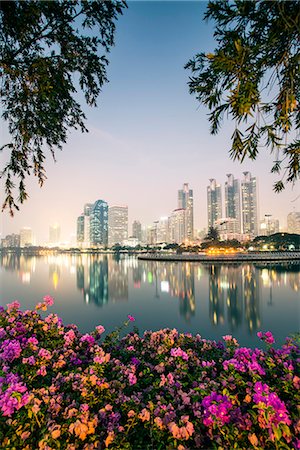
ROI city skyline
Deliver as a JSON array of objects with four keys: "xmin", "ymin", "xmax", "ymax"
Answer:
[
  {"xmin": 1, "ymin": 2, "xmax": 299, "ymax": 243},
  {"xmin": 3, "ymin": 173, "xmax": 300, "ymax": 247}
]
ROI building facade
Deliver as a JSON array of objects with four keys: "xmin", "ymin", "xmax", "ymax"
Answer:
[
  {"xmin": 20, "ymin": 228, "xmax": 33, "ymax": 247},
  {"xmin": 207, "ymin": 179, "xmax": 222, "ymax": 228},
  {"xmin": 77, "ymin": 215, "xmax": 85, "ymax": 244},
  {"xmin": 225, "ymin": 174, "xmax": 241, "ymax": 234},
  {"xmin": 241, "ymin": 172, "xmax": 259, "ymax": 237},
  {"xmin": 178, "ymin": 183, "xmax": 194, "ymax": 241},
  {"xmin": 169, "ymin": 208, "xmax": 186, "ymax": 244},
  {"xmin": 90, "ymin": 200, "xmax": 109, "ymax": 246},
  {"xmin": 49, "ymin": 224, "xmax": 60, "ymax": 245},
  {"xmin": 132, "ymin": 220, "xmax": 142, "ymax": 242},
  {"xmin": 108, "ymin": 206, "xmax": 128, "ymax": 246},
  {"xmin": 287, "ymin": 211, "xmax": 300, "ymax": 234}
]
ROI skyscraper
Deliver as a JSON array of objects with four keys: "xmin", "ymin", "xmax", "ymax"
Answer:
[
  {"xmin": 241, "ymin": 172, "xmax": 259, "ymax": 237},
  {"xmin": 77, "ymin": 215, "xmax": 85, "ymax": 244},
  {"xmin": 108, "ymin": 206, "xmax": 128, "ymax": 246},
  {"xmin": 287, "ymin": 211, "xmax": 300, "ymax": 234},
  {"xmin": 132, "ymin": 220, "xmax": 142, "ymax": 242},
  {"xmin": 20, "ymin": 227, "xmax": 33, "ymax": 247},
  {"xmin": 207, "ymin": 179, "xmax": 222, "ymax": 228},
  {"xmin": 178, "ymin": 183, "xmax": 194, "ymax": 241},
  {"xmin": 49, "ymin": 224, "xmax": 60, "ymax": 245},
  {"xmin": 169, "ymin": 208, "xmax": 186, "ymax": 244},
  {"xmin": 225, "ymin": 174, "xmax": 241, "ymax": 234},
  {"xmin": 90, "ymin": 200, "xmax": 108, "ymax": 246}
]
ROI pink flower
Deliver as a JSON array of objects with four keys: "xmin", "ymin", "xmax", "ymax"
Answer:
[
  {"xmin": 128, "ymin": 315, "xmax": 135, "ymax": 322},
  {"xmin": 257, "ymin": 331, "xmax": 275, "ymax": 345},
  {"xmin": 43, "ymin": 295, "xmax": 54, "ymax": 306},
  {"xmin": 7, "ymin": 301, "xmax": 20, "ymax": 312},
  {"xmin": 95, "ymin": 325, "xmax": 105, "ymax": 335}
]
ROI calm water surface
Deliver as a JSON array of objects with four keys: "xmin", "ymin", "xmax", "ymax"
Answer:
[{"xmin": 0, "ymin": 253, "xmax": 299, "ymax": 348}]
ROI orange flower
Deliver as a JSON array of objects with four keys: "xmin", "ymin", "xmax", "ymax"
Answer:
[
  {"xmin": 69, "ymin": 420, "xmax": 89, "ymax": 440},
  {"xmin": 51, "ymin": 428, "xmax": 61, "ymax": 439},
  {"xmin": 105, "ymin": 431, "xmax": 115, "ymax": 447},
  {"xmin": 138, "ymin": 408, "xmax": 150, "ymax": 422},
  {"xmin": 248, "ymin": 433, "xmax": 258, "ymax": 446}
]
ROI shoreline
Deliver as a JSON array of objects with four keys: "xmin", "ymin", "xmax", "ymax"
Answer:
[{"xmin": 138, "ymin": 251, "xmax": 300, "ymax": 263}]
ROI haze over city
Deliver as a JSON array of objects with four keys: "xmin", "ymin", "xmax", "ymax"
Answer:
[{"xmin": 1, "ymin": 1, "xmax": 299, "ymax": 244}]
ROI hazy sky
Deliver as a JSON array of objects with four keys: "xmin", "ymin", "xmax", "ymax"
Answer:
[{"xmin": 1, "ymin": 1, "xmax": 299, "ymax": 243}]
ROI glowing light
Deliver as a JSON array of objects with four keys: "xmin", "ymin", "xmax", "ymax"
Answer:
[{"xmin": 161, "ymin": 281, "xmax": 169, "ymax": 293}]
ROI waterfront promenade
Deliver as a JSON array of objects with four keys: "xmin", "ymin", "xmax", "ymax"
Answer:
[{"xmin": 138, "ymin": 251, "xmax": 300, "ymax": 264}]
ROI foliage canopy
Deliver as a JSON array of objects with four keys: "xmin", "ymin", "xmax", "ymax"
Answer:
[
  {"xmin": 186, "ymin": 0, "xmax": 300, "ymax": 192},
  {"xmin": 0, "ymin": 0, "xmax": 126, "ymax": 214}
]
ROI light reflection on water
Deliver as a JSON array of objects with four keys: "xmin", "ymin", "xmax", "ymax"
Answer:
[{"xmin": 0, "ymin": 253, "xmax": 299, "ymax": 348}]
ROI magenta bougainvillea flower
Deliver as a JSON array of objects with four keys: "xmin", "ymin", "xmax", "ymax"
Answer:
[{"xmin": 0, "ymin": 298, "xmax": 298, "ymax": 449}]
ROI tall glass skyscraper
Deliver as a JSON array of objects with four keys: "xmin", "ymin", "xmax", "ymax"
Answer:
[
  {"xmin": 178, "ymin": 183, "xmax": 194, "ymax": 241},
  {"xmin": 207, "ymin": 179, "xmax": 222, "ymax": 228},
  {"xmin": 225, "ymin": 174, "xmax": 241, "ymax": 234},
  {"xmin": 241, "ymin": 172, "xmax": 259, "ymax": 237},
  {"xmin": 108, "ymin": 205, "xmax": 128, "ymax": 246},
  {"xmin": 90, "ymin": 200, "xmax": 109, "ymax": 246}
]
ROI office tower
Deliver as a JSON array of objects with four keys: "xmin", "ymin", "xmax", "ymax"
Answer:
[
  {"xmin": 108, "ymin": 205, "xmax": 128, "ymax": 246},
  {"xmin": 20, "ymin": 227, "xmax": 33, "ymax": 247},
  {"xmin": 241, "ymin": 172, "xmax": 259, "ymax": 237},
  {"xmin": 259, "ymin": 217, "xmax": 280, "ymax": 236},
  {"xmin": 287, "ymin": 211, "xmax": 300, "ymax": 234},
  {"xmin": 169, "ymin": 209, "xmax": 186, "ymax": 244},
  {"xmin": 156, "ymin": 217, "xmax": 169, "ymax": 243},
  {"xmin": 1, "ymin": 233, "xmax": 20, "ymax": 248},
  {"xmin": 178, "ymin": 183, "xmax": 194, "ymax": 240},
  {"xmin": 90, "ymin": 199, "xmax": 108, "ymax": 246},
  {"xmin": 84, "ymin": 203, "xmax": 93, "ymax": 216},
  {"xmin": 225, "ymin": 174, "xmax": 241, "ymax": 234},
  {"xmin": 132, "ymin": 220, "xmax": 142, "ymax": 242},
  {"xmin": 77, "ymin": 215, "xmax": 85, "ymax": 244},
  {"xmin": 207, "ymin": 179, "xmax": 222, "ymax": 228},
  {"xmin": 49, "ymin": 224, "xmax": 60, "ymax": 245}
]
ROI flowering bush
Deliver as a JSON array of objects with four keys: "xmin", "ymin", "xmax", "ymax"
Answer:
[{"xmin": 0, "ymin": 298, "xmax": 299, "ymax": 449}]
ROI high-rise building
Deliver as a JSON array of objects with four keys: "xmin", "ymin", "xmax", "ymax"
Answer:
[
  {"xmin": 132, "ymin": 220, "xmax": 142, "ymax": 242},
  {"xmin": 169, "ymin": 208, "xmax": 186, "ymax": 244},
  {"xmin": 207, "ymin": 179, "xmax": 222, "ymax": 228},
  {"xmin": 241, "ymin": 172, "xmax": 259, "ymax": 237},
  {"xmin": 156, "ymin": 217, "xmax": 169, "ymax": 243},
  {"xmin": 49, "ymin": 224, "xmax": 60, "ymax": 245},
  {"xmin": 259, "ymin": 216, "xmax": 280, "ymax": 236},
  {"xmin": 20, "ymin": 227, "xmax": 33, "ymax": 247},
  {"xmin": 178, "ymin": 183, "xmax": 194, "ymax": 240},
  {"xmin": 1, "ymin": 233, "xmax": 20, "ymax": 248},
  {"xmin": 77, "ymin": 215, "xmax": 85, "ymax": 244},
  {"xmin": 225, "ymin": 174, "xmax": 241, "ymax": 234},
  {"xmin": 287, "ymin": 211, "xmax": 300, "ymax": 234},
  {"xmin": 83, "ymin": 203, "xmax": 93, "ymax": 247},
  {"xmin": 90, "ymin": 200, "xmax": 108, "ymax": 246},
  {"xmin": 108, "ymin": 206, "xmax": 128, "ymax": 246}
]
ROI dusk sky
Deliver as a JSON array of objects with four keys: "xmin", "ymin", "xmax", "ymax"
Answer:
[{"xmin": 1, "ymin": 1, "xmax": 299, "ymax": 244}]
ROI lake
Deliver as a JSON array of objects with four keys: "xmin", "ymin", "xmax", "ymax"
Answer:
[{"xmin": 0, "ymin": 253, "xmax": 299, "ymax": 348}]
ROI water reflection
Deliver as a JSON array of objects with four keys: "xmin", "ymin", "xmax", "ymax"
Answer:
[{"xmin": 0, "ymin": 254, "xmax": 299, "ymax": 341}]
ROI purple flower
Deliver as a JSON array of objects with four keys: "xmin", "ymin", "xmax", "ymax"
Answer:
[
  {"xmin": 170, "ymin": 347, "xmax": 189, "ymax": 361},
  {"xmin": 80, "ymin": 334, "xmax": 95, "ymax": 345},
  {"xmin": 201, "ymin": 392, "xmax": 233, "ymax": 427},
  {"xmin": 257, "ymin": 331, "xmax": 275, "ymax": 345},
  {"xmin": 0, "ymin": 340, "xmax": 22, "ymax": 362}
]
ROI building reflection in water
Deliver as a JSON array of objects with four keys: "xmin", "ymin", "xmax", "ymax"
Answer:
[
  {"xmin": 0, "ymin": 253, "xmax": 36, "ymax": 284},
  {"xmin": 1, "ymin": 254, "xmax": 299, "ymax": 331},
  {"xmin": 76, "ymin": 255, "xmax": 128, "ymax": 306},
  {"xmin": 134, "ymin": 261, "xmax": 196, "ymax": 322}
]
